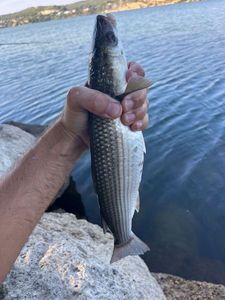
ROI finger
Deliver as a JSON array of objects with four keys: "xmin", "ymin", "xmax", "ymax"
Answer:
[
  {"xmin": 67, "ymin": 87, "xmax": 122, "ymax": 119},
  {"xmin": 122, "ymin": 89, "xmax": 147, "ymax": 112},
  {"xmin": 126, "ymin": 61, "xmax": 145, "ymax": 81},
  {"xmin": 121, "ymin": 112, "xmax": 136, "ymax": 126},
  {"xmin": 126, "ymin": 69, "xmax": 138, "ymax": 81},
  {"xmin": 130, "ymin": 114, "xmax": 149, "ymax": 131},
  {"xmin": 134, "ymin": 101, "xmax": 148, "ymax": 121},
  {"xmin": 121, "ymin": 101, "xmax": 148, "ymax": 126}
]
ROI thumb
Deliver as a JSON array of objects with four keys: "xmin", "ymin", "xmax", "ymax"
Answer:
[{"xmin": 66, "ymin": 87, "xmax": 122, "ymax": 118}]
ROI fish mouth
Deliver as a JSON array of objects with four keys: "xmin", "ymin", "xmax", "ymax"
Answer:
[
  {"xmin": 97, "ymin": 14, "xmax": 117, "ymax": 28},
  {"xmin": 95, "ymin": 14, "xmax": 118, "ymax": 47}
]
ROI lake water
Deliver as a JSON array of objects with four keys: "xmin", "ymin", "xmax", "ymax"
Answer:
[{"xmin": 1, "ymin": 0, "xmax": 225, "ymax": 284}]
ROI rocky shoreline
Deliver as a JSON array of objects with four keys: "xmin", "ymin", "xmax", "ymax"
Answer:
[
  {"xmin": 0, "ymin": 0, "xmax": 201, "ymax": 29},
  {"xmin": 1, "ymin": 122, "xmax": 225, "ymax": 299},
  {"xmin": 153, "ymin": 273, "xmax": 225, "ymax": 299},
  {"xmin": 0, "ymin": 212, "xmax": 166, "ymax": 299}
]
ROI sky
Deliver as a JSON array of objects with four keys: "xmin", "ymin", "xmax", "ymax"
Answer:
[{"xmin": 0, "ymin": 0, "xmax": 84, "ymax": 15}]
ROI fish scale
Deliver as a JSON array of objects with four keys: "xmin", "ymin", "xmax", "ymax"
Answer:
[{"xmin": 88, "ymin": 13, "xmax": 150, "ymax": 263}]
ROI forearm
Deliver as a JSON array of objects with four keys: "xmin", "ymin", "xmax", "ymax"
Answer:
[{"xmin": 0, "ymin": 120, "xmax": 85, "ymax": 282}]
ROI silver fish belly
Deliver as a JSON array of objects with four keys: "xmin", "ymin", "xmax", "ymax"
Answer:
[
  {"xmin": 88, "ymin": 14, "xmax": 150, "ymax": 263},
  {"xmin": 90, "ymin": 117, "xmax": 146, "ymax": 239}
]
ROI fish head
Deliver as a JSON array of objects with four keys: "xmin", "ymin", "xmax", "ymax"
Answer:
[{"xmin": 92, "ymin": 14, "xmax": 119, "ymax": 50}]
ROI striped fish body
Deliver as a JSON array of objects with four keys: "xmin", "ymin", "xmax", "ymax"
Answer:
[{"xmin": 88, "ymin": 14, "xmax": 149, "ymax": 262}]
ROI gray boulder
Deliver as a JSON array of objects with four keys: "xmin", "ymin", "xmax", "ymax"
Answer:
[
  {"xmin": 4, "ymin": 121, "xmax": 47, "ymax": 137},
  {"xmin": 0, "ymin": 124, "xmax": 36, "ymax": 177},
  {"xmin": 2, "ymin": 213, "xmax": 166, "ymax": 300}
]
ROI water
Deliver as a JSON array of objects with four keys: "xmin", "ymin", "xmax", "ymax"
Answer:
[{"xmin": 1, "ymin": 0, "xmax": 225, "ymax": 284}]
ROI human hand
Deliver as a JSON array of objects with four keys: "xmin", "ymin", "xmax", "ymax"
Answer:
[
  {"xmin": 122, "ymin": 61, "xmax": 149, "ymax": 131},
  {"xmin": 60, "ymin": 62, "xmax": 149, "ymax": 148}
]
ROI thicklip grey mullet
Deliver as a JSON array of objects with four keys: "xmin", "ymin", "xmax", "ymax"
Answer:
[{"xmin": 88, "ymin": 13, "xmax": 151, "ymax": 263}]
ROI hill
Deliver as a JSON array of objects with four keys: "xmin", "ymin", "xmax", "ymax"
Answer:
[{"xmin": 0, "ymin": 0, "xmax": 199, "ymax": 28}]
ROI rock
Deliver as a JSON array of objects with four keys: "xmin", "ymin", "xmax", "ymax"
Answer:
[
  {"xmin": 153, "ymin": 273, "xmax": 225, "ymax": 300},
  {"xmin": 2, "ymin": 213, "xmax": 165, "ymax": 300},
  {"xmin": 0, "ymin": 124, "xmax": 36, "ymax": 177},
  {"xmin": 4, "ymin": 121, "xmax": 47, "ymax": 137}
]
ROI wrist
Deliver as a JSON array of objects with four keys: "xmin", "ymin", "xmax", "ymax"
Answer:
[{"xmin": 42, "ymin": 120, "xmax": 87, "ymax": 163}]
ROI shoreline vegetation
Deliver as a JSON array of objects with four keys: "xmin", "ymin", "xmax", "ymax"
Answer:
[{"xmin": 0, "ymin": 0, "xmax": 200, "ymax": 29}]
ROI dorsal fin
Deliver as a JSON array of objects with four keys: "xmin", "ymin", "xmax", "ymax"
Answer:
[{"xmin": 116, "ymin": 76, "xmax": 152, "ymax": 101}]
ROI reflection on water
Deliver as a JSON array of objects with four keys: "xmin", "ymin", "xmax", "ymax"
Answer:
[{"xmin": 1, "ymin": 0, "xmax": 225, "ymax": 284}]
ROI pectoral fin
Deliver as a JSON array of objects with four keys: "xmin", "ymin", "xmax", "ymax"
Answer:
[{"xmin": 116, "ymin": 76, "xmax": 152, "ymax": 101}]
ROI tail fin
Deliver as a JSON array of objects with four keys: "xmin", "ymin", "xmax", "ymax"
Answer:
[{"xmin": 110, "ymin": 233, "xmax": 150, "ymax": 263}]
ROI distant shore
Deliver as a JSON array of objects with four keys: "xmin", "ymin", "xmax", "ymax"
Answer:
[{"xmin": 0, "ymin": 0, "xmax": 201, "ymax": 29}]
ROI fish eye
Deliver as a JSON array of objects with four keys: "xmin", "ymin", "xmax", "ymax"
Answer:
[
  {"xmin": 105, "ymin": 31, "xmax": 117, "ymax": 44},
  {"xmin": 100, "ymin": 17, "xmax": 107, "ymax": 26}
]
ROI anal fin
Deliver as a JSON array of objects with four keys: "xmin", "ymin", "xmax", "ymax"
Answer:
[{"xmin": 101, "ymin": 216, "xmax": 110, "ymax": 234}]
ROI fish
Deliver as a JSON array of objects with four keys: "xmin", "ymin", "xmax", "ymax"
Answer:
[{"xmin": 88, "ymin": 13, "xmax": 151, "ymax": 263}]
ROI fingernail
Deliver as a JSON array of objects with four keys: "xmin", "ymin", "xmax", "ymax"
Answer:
[
  {"xmin": 124, "ymin": 113, "xmax": 135, "ymax": 123},
  {"xmin": 106, "ymin": 102, "xmax": 121, "ymax": 118},
  {"xmin": 135, "ymin": 120, "xmax": 143, "ymax": 130},
  {"xmin": 124, "ymin": 99, "xmax": 134, "ymax": 111}
]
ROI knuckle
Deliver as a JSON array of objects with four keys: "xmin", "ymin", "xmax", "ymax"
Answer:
[
  {"xmin": 134, "ymin": 96, "xmax": 146, "ymax": 109},
  {"xmin": 132, "ymin": 91, "xmax": 146, "ymax": 106},
  {"xmin": 90, "ymin": 93, "xmax": 99, "ymax": 112},
  {"xmin": 67, "ymin": 87, "xmax": 80, "ymax": 99},
  {"xmin": 67, "ymin": 87, "xmax": 82, "ymax": 109},
  {"xmin": 90, "ymin": 92, "xmax": 107, "ymax": 114},
  {"xmin": 136, "ymin": 107, "xmax": 147, "ymax": 119}
]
